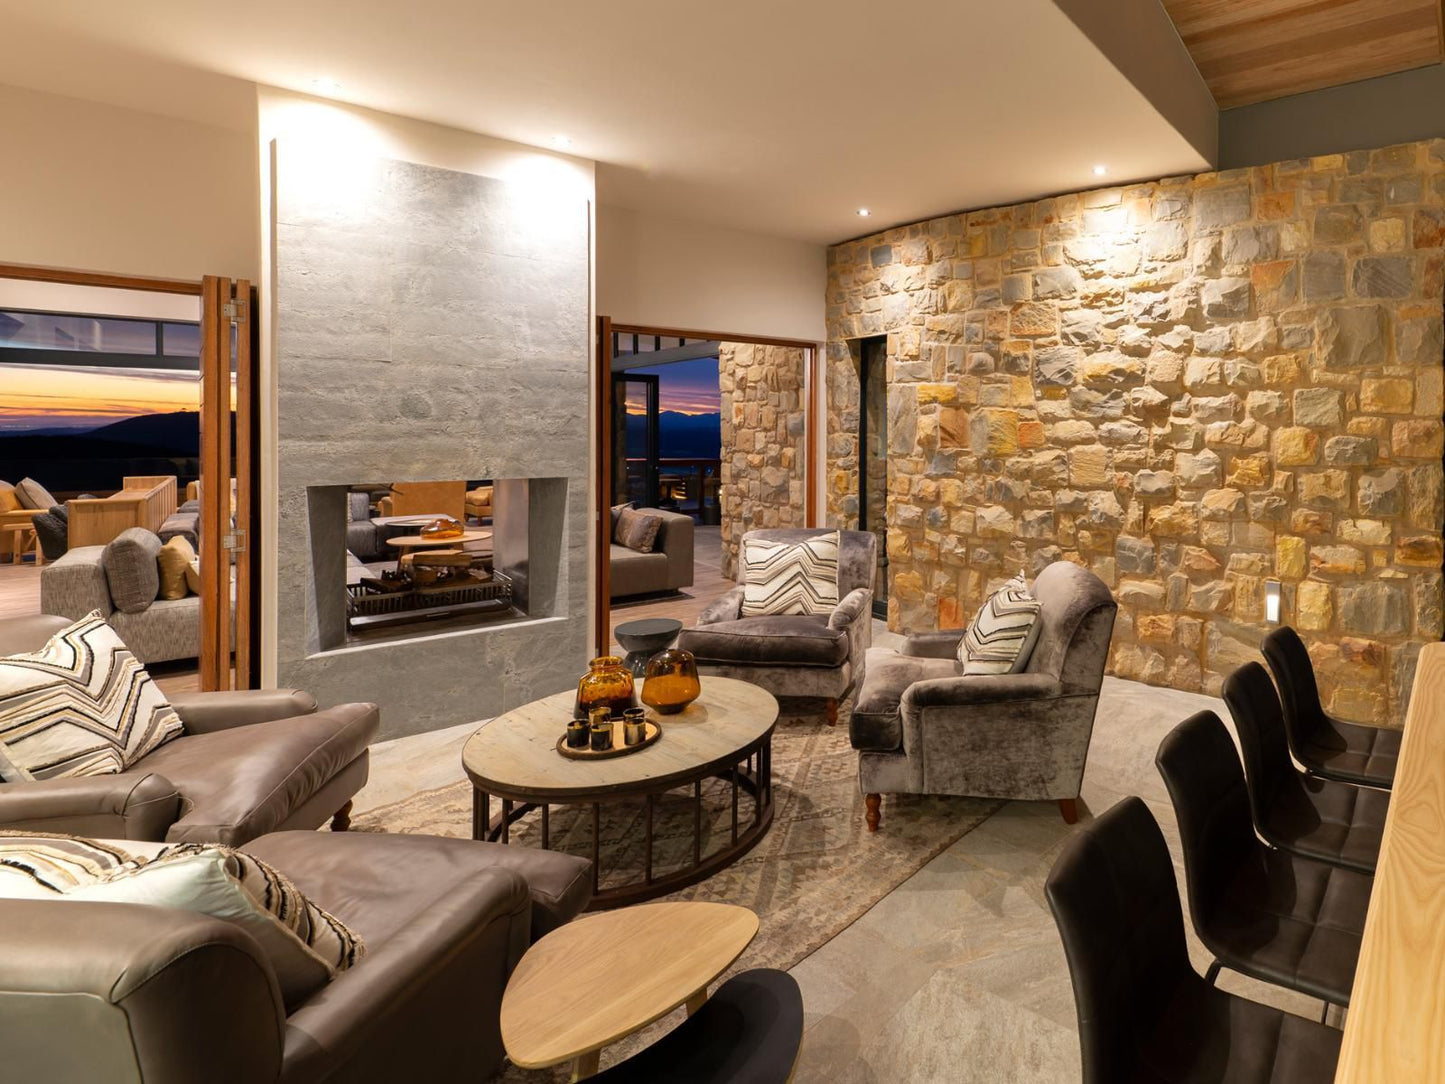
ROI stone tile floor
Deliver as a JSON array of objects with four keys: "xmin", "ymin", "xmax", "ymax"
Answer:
[{"xmin": 354, "ymin": 624, "xmax": 1334, "ymax": 1083}]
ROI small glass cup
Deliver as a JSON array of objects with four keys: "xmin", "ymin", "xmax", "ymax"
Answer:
[
  {"xmin": 590, "ymin": 716, "xmax": 614, "ymax": 751},
  {"xmin": 622, "ymin": 707, "xmax": 647, "ymax": 746},
  {"xmin": 565, "ymin": 718, "xmax": 589, "ymax": 749}
]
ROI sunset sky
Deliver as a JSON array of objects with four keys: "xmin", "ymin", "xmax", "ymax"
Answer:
[
  {"xmin": 624, "ymin": 356, "xmax": 720, "ymax": 415},
  {"xmin": 0, "ymin": 363, "xmax": 201, "ymax": 433}
]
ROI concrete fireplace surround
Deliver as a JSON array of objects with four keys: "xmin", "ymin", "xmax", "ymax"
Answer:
[
  {"xmin": 271, "ymin": 144, "xmax": 590, "ymax": 739},
  {"xmin": 825, "ymin": 139, "xmax": 1445, "ymax": 726}
]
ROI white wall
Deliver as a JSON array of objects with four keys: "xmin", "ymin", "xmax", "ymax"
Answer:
[
  {"xmin": 0, "ymin": 82, "xmax": 258, "ymax": 282},
  {"xmin": 596, "ymin": 203, "xmax": 826, "ymax": 343},
  {"xmin": 254, "ymin": 87, "xmax": 597, "ymax": 685}
]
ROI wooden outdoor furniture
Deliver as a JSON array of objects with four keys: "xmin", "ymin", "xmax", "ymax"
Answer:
[
  {"xmin": 1336, "ymin": 643, "xmax": 1443, "ymax": 1082},
  {"xmin": 500, "ymin": 901, "xmax": 758, "ymax": 1080},
  {"xmin": 0, "ymin": 517, "xmax": 41, "ymax": 565},
  {"xmin": 462, "ymin": 677, "xmax": 778, "ymax": 908},
  {"xmin": 67, "ymin": 475, "xmax": 177, "ymax": 549}
]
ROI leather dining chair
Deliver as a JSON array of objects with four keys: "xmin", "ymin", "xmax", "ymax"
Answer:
[
  {"xmin": 1155, "ymin": 711, "xmax": 1372, "ymax": 1010},
  {"xmin": 1261, "ymin": 626, "xmax": 1399, "ymax": 789},
  {"xmin": 1223, "ymin": 662, "xmax": 1387, "ymax": 874},
  {"xmin": 1046, "ymin": 796, "xmax": 1342, "ymax": 1083}
]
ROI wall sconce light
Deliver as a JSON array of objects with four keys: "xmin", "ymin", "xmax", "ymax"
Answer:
[{"xmin": 1264, "ymin": 579, "xmax": 1281, "ymax": 624}]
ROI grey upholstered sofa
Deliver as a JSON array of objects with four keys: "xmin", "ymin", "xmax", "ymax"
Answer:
[
  {"xmin": 850, "ymin": 561, "xmax": 1116, "ymax": 829},
  {"xmin": 610, "ymin": 508, "xmax": 695, "ymax": 599},
  {"xmin": 679, "ymin": 528, "xmax": 876, "ymax": 725},
  {"xmin": 42, "ymin": 540, "xmax": 201, "ymax": 664}
]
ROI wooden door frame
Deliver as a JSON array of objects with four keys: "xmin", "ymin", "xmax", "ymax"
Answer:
[
  {"xmin": 0, "ymin": 260, "xmax": 259, "ymax": 688},
  {"xmin": 594, "ymin": 319, "xmax": 823, "ymax": 655}
]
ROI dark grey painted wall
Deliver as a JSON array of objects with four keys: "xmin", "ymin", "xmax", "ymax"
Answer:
[
  {"xmin": 272, "ymin": 144, "xmax": 591, "ymax": 740},
  {"xmin": 1220, "ymin": 63, "xmax": 1445, "ymax": 169}
]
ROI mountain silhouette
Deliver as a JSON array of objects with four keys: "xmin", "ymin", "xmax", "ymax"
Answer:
[{"xmin": 623, "ymin": 410, "xmax": 721, "ymax": 459}]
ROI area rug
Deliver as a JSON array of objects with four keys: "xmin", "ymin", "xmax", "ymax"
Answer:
[{"xmin": 352, "ymin": 716, "xmax": 1001, "ymax": 1079}]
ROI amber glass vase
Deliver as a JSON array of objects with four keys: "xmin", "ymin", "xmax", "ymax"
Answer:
[
  {"xmin": 641, "ymin": 648, "xmax": 701, "ymax": 715},
  {"xmin": 575, "ymin": 656, "xmax": 635, "ymax": 717}
]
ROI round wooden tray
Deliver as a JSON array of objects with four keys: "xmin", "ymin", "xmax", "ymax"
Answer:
[{"xmin": 556, "ymin": 719, "xmax": 661, "ymax": 760}]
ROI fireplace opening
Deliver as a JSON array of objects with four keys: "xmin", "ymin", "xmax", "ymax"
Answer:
[{"xmin": 307, "ymin": 477, "xmax": 566, "ymax": 650}]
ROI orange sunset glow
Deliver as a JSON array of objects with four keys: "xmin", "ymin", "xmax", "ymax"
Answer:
[{"xmin": 0, "ymin": 363, "xmax": 202, "ymax": 432}]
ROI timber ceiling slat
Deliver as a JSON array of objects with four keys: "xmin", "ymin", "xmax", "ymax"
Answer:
[{"xmin": 1160, "ymin": 0, "xmax": 1445, "ymax": 108}]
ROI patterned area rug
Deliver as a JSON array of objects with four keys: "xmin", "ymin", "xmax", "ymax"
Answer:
[{"xmin": 353, "ymin": 715, "xmax": 1001, "ymax": 1080}]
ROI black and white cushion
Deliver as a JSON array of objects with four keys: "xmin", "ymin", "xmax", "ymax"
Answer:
[
  {"xmin": 0, "ymin": 611, "xmax": 184, "ymax": 782},
  {"xmin": 957, "ymin": 572, "xmax": 1042, "ymax": 675},
  {"xmin": 740, "ymin": 532, "xmax": 840, "ymax": 617},
  {"xmin": 0, "ymin": 832, "xmax": 146, "ymax": 898}
]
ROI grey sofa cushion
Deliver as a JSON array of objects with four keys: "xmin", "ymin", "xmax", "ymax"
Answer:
[
  {"xmin": 158, "ymin": 512, "xmax": 199, "ymax": 550},
  {"xmin": 614, "ymin": 507, "xmax": 663, "ymax": 553},
  {"xmin": 101, "ymin": 528, "xmax": 162, "ymax": 614},
  {"xmin": 15, "ymin": 478, "xmax": 58, "ymax": 511},
  {"xmin": 347, "ymin": 492, "xmax": 371, "ymax": 522},
  {"xmin": 851, "ymin": 647, "xmax": 963, "ymax": 752},
  {"xmin": 610, "ymin": 545, "xmax": 669, "ymax": 598},
  {"xmin": 680, "ymin": 614, "xmax": 849, "ymax": 668}
]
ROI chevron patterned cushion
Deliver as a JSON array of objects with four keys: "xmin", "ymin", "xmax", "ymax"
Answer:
[
  {"xmin": 71, "ymin": 842, "xmax": 366, "ymax": 1009},
  {"xmin": 0, "ymin": 611, "xmax": 184, "ymax": 782},
  {"xmin": 740, "ymin": 532, "xmax": 840, "ymax": 617},
  {"xmin": 957, "ymin": 572, "xmax": 1043, "ymax": 675},
  {"xmin": 0, "ymin": 832, "xmax": 147, "ymax": 899}
]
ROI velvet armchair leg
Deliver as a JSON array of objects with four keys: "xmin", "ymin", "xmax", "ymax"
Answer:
[
  {"xmin": 1058, "ymin": 798, "xmax": 1078, "ymax": 824},
  {"xmin": 865, "ymin": 793, "xmax": 881, "ymax": 832}
]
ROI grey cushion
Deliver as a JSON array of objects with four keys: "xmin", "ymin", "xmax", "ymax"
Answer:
[
  {"xmin": 679, "ymin": 614, "xmax": 849, "ymax": 668},
  {"xmin": 851, "ymin": 647, "xmax": 963, "ymax": 752},
  {"xmin": 158, "ymin": 512, "xmax": 199, "ymax": 550},
  {"xmin": 15, "ymin": 478, "xmax": 58, "ymax": 511},
  {"xmin": 178, "ymin": 499, "xmax": 201, "ymax": 514},
  {"xmin": 347, "ymin": 492, "xmax": 371, "ymax": 522},
  {"xmin": 32, "ymin": 509, "xmax": 68, "ymax": 561},
  {"xmin": 614, "ymin": 507, "xmax": 664, "ymax": 553},
  {"xmin": 100, "ymin": 528, "xmax": 162, "ymax": 615}
]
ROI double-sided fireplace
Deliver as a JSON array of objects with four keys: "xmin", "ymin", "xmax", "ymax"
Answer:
[{"xmin": 308, "ymin": 476, "xmax": 567, "ymax": 649}]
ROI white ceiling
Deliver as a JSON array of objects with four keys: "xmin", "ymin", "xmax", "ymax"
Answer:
[{"xmin": 0, "ymin": 0, "xmax": 1215, "ymax": 244}]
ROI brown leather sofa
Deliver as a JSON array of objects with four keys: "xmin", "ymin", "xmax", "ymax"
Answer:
[
  {"xmin": 0, "ymin": 614, "xmax": 377, "ymax": 845},
  {"xmin": 0, "ymin": 830, "xmax": 593, "ymax": 1082}
]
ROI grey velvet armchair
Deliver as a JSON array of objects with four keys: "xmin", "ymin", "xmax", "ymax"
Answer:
[
  {"xmin": 678, "ymin": 528, "xmax": 877, "ymax": 725},
  {"xmin": 849, "ymin": 561, "xmax": 1116, "ymax": 829}
]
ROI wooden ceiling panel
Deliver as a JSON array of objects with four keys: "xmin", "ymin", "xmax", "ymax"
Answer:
[{"xmin": 1161, "ymin": 0, "xmax": 1445, "ymax": 108}]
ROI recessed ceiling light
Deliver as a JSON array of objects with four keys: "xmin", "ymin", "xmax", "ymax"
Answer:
[
  {"xmin": 552, "ymin": 134, "xmax": 573, "ymax": 149},
  {"xmin": 1092, "ymin": 164, "xmax": 1107, "ymax": 176},
  {"xmin": 312, "ymin": 76, "xmax": 342, "ymax": 95},
  {"xmin": 857, "ymin": 208, "xmax": 871, "ymax": 217}
]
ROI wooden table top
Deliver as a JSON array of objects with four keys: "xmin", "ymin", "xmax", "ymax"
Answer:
[
  {"xmin": 1336, "ymin": 641, "xmax": 1442, "ymax": 1082},
  {"xmin": 384, "ymin": 528, "xmax": 491, "ymax": 547},
  {"xmin": 500, "ymin": 901, "xmax": 758, "ymax": 1070},
  {"xmin": 462, "ymin": 676, "xmax": 778, "ymax": 798}
]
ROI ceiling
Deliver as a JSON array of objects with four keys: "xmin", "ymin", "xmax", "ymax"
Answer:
[
  {"xmin": 1161, "ymin": 0, "xmax": 1445, "ymax": 108},
  {"xmin": 0, "ymin": 0, "xmax": 1216, "ymax": 245}
]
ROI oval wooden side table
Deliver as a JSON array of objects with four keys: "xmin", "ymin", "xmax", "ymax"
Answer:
[{"xmin": 500, "ymin": 901, "xmax": 758, "ymax": 1081}]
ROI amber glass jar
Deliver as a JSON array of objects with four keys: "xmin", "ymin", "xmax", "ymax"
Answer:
[
  {"xmin": 420, "ymin": 516, "xmax": 464, "ymax": 540},
  {"xmin": 641, "ymin": 648, "xmax": 701, "ymax": 715},
  {"xmin": 575, "ymin": 656, "xmax": 635, "ymax": 716}
]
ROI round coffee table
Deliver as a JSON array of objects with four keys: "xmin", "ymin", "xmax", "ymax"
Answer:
[
  {"xmin": 384, "ymin": 528, "xmax": 491, "ymax": 571},
  {"xmin": 462, "ymin": 677, "xmax": 778, "ymax": 908},
  {"xmin": 614, "ymin": 616, "xmax": 683, "ymax": 676},
  {"xmin": 500, "ymin": 901, "xmax": 757, "ymax": 1079}
]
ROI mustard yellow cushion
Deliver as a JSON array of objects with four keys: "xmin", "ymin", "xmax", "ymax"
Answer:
[
  {"xmin": 0, "ymin": 485, "xmax": 19, "ymax": 513},
  {"xmin": 157, "ymin": 536, "xmax": 196, "ymax": 600}
]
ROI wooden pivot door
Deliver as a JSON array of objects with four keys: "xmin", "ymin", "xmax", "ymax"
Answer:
[{"xmin": 198, "ymin": 277, "xmax": 258, "ymax": 691}]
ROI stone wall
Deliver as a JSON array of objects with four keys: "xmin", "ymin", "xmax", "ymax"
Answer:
[
  {"xmin": 826, "ymin": 140, "xmax": 1445, "ymax": 724},
  {"xmin": 719, "ymin": 342, "xmax": 807, "ymax": 578}
]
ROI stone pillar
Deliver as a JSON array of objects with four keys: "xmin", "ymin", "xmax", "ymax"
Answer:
[{"xmin": 718, "ymin": 342, "xmax": 807, "ymax": 578}]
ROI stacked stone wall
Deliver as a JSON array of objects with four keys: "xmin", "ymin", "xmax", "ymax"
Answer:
[
  {"xmin": 826, "ymin": 141, "xmax": 1445, "ymax": 723},
  {"xmin": 719, "ymin": 342, "xmax": 807, "ymax": 578}
]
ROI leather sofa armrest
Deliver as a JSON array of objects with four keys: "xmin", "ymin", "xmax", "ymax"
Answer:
[
  {"xmin": 902, "ymin": 673, "xmax": 1066, "ymax": 712},
  {"xmin": 279, "ymin": 867, "xmax": 531, "ymax": 1083},
  {"xmin": 698, "ymin": 585, "xmax": 744, "ymax": 625},
  {"xmin": 901, "ymin": 630, "xmax": 967, "ymax": 658},
  {"xmin": 168, "ymin": 689, "xmax": 319, "ymax": 734},
  {"xmin": 828, "ymin": 587, "xmax": 871, "ymax": 632},
  {"xmin": 0, "ymin": 899, "xmax": 284, "ymax": 1083},
  {"xmin": 0, "ymin": 772, "xmax": 179, "ymax": 840}
]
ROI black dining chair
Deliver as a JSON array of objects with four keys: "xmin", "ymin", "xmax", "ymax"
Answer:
[
  {"xmin": 1155, "ymin": 711, "xmax": 1372, "ymax": 1010},
  {"xmin": 1046, "ymin": 796, "xmax": 1342, "ymax": 1082},
  {"xmin": 1262, "ymin": 626, "xmax": 1399, "ymax": 789},
  {"xmin": 587, "ymin": 968, "xmax": 803, "ymax": 1083},
  {"xmin": 1224, "ymin": 662, "xmax": 1387, "ymax": 874}
]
